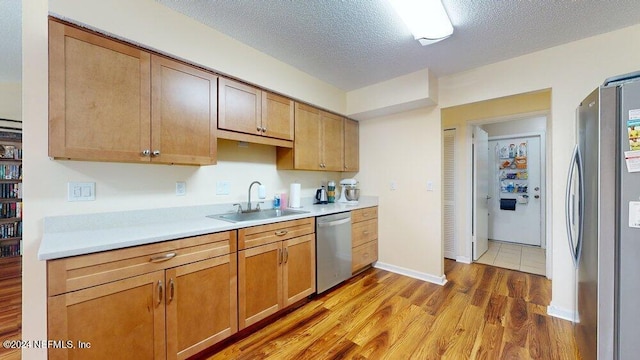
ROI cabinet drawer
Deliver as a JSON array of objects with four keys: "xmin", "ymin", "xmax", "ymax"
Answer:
[
  {"xmin": 238, "ymin": 217, "xmax": 314, "ymax": 250},
  {"xmin": 352, "ymin": 219, "xmax": 378, "ymax": 248},
  {"xmin": 48, "ymin": 231, "xmax": 235, "ymax": 296},
  {"xmin": 352, "ymin": 207, "xmax": 378, "ymax": 223},
  {"xmin": 352, "ymin": 240, "xmax": 378, "ymax": 274}
]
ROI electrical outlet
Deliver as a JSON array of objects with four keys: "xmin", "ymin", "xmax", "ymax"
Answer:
[
  {"xmin": 216, "ymin": 181, "xmax": 230, "ymax": 195},
  {"xmin": 176, "ymin": 181, "xmax": 186, "ymax": 196},
  {"xmin": 427, "ymin": 181, "xmax": 434, "ymax": 191},
  {"xmin": 68, "ymin": 182, "xmax": 95, "ymax": 201},
  {"xmin": 390, "ymin": 181, "xmax": 397, "ymax": 191}
]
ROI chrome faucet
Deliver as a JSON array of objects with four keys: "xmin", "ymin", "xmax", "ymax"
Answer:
[{"xmin": 246, "ymin": 181, "xmax": 263, "ymax": 213}]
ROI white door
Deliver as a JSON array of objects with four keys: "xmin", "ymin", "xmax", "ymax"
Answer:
[
  {"xmin": 473, "ymin": 127, "xmax": 489, "ymax": 260},
  {"xmin": 488, "ymin": 136, "xmax": 542, "ymax": 246}
]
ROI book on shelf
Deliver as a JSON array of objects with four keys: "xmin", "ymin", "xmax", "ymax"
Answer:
[{"xmin": 0, "ymin": 240, "xmax": 20, "ymax": 257}]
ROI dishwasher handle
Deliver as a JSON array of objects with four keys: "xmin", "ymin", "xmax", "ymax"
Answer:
[{"xmin": 317, "ymin": 217, "xmax": 351, "ymax": 228}]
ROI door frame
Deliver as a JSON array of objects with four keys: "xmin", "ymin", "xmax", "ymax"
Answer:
[
  {"xmin": 488, "ymin": 132, "xmax": 546, "ymax": 249},
  {"xmin": 462, "ymin": 113, "xmax": 552, "ymax": 279}
]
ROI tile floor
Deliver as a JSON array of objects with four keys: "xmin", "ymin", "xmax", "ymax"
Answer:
[{"xmin": 476, "ymin": 240, "xmax": 546, "ymax": 276}]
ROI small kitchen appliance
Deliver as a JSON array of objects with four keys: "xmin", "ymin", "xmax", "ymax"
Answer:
[
  {"xmin": 314, "ymin": 186, "xmax": 328, "ymax": 204},
  {"xmin": 337, "ymin": 178, "xmax": 359, "ymax": 204}
]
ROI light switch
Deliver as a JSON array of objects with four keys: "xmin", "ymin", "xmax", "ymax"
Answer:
[
  {"xmin": 68, "ymin": 182, "xmax": 95, "ymax": 201},
  {"xmin": 427, "ymin": 181, "xmax": 434, "ymax": 191},
  {"xmin": 390, "ymin": 181, "xmax": 397, "ymax": 191}
]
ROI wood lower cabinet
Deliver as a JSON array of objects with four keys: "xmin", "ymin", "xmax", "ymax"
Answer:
[
  {"xmin": 166, "ymin": 255, "xmax": 237, "ymax": 359},
  {"xmin": 48, "ymin": 271, "xmax": 166, "ymax": 360},
  {"xmin": 48, "ymin": 19, "xmax": 217, "ymax": 165},
  {"xmin": 351, "ymin": 207, "xmax": 379, "ymax": 273},
  {"xmin": 238, "ymin": 218, "xmax": 315, "ymax": 329},
  {"xmin": 47, "ymin": 231, "xmax": 237, "ymax": 360}
]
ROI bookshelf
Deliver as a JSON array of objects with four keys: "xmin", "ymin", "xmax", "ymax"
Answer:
[{"xmin": 0, "ymin": 129, "xmax": 22, "ymax": 259}]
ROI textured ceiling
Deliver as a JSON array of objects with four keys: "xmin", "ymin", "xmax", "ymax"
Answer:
[
  {"xmin": 0, "ymin": 0, "xmax": 21, "ymax": 82},
  {"xmin": 156, "ymin": 0, "xmax": 640, "ymax": 91},
  {"xmin": 2, "ymin": 1, "xmax": 640, "ymax": 88}
]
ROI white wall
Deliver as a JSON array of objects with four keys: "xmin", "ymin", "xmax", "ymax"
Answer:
[
  {"xmin": 359, "ymin": 106, "xmax": 443, "ymax": 278},
  {"xmin": 0, "ymin": 82, "xmax": 21, "ymax": 120},
  {"xmin": 481, "ymin": 116, "xmax": 547, "ymax": 137},
  {"xmin": 23, "ymin": 0, "xmax": 348, "ymax": 358}
]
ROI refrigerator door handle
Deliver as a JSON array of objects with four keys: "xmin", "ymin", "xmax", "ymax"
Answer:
[
  {"xmin": 575, "ymin": 145, "xmax": 585, "ymax": 266},
  {"xmin": 565, "ymin": 144, "xmax": 579, "ymax": 268}
]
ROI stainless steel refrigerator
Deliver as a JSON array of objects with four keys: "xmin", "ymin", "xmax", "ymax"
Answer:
[{"xmin": 567, "ymin": 71, "xmax": 640, "ymax": 360}]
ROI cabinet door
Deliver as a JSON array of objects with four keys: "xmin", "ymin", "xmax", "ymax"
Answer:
[
  {"xmin": 166, "ymin": 255, "xmax": 237, "ymax": 360},
  {"xmin": 293, "ymin": 103, "xmax": 322, "ymax": 170},
  {"xmin": 343, "ymin": 118, "xmax": 359, "ymax": 172},
  {"xmin": 218, "ymin": 78, "xmax": 262, "ymax": 135},
  {"xmin": 282, "ymin": 234, "xmax": 316, "ymax": 307},
  {"xmin": 48, "ymin": 20, "xmax": 151, "ymax": 163},
  {"xmin": 321, "ymin": 112, "xmax": 345, "ymax": 171},
  {"xmin": 151, "ymin": 55, "xmax": 217, "ymax": 165},
  {"xmin": 238, "ymin": 242, "xmax": 282, "ymax": 329},
  {"xmin": 262, "ymin": 92, "xmax": 294, "ymax": 140},
  {"xmin": 47, "ymin": 271, "xmax": 165, "ymax": 360}
]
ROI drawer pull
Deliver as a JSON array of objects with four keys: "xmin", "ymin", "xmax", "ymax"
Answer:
[
  {"xmin": 363, "ymin": 231, "xmax": 370, "ymax": 235},
  {"xmin": 157, "ymin": 280, "xmax": 163, "ymax": 306},
  {"xmin": 275, "ymin": 230, "xmax": 289, "ymax": 236},
  {"xmin": 278, "ymin": 249, "xmax": 283, "ymax": 264},
  {"xmin": 150, "ymin": 252, "xmax": 177, "ymax": 263},
  {"xmin": 168, "ymin": 278, "xmax": 175, "ymax": 303},
  {"xmin": 284, "ymin": 248, "xmax": 289, "ymax": 263}
]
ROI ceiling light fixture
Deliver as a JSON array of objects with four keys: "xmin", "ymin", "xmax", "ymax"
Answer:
[{"xmin": 388, "ymin": 0, "xmax": 454, "ymax": 46}]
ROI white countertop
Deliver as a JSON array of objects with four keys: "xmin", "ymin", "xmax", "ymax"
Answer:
[{"xmin": 38, "ymin": 196, "xmax": 378, "ymax": 260}]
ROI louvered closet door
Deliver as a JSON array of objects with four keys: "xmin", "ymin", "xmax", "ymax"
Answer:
[{"xmin": 443, "ymin": 129, "xmax": 456, "ymax": 260}]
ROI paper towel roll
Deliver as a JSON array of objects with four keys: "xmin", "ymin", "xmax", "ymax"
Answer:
[{"xmin": 289, "ymin": 183, "xmax": 301, "ymax": 208}]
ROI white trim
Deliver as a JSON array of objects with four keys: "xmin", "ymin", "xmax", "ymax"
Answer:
[
  {"xmin": 456, "ymin": 255, "xmax": 471, "ymax": 264},
  {"xmin": 374, "ymin": 262, "xmax": 448, "ymax": 286},
  {"xmin": 547, "ymin": 303, "xmax": 576, "ymax": 322}
]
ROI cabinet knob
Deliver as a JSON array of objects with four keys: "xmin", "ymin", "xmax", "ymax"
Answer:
[
  {"xmin": 152, "ymin": 150, "xmax": 161, "ymax": 157},
  {"xmin": 257, "ymin": 126, "xmax": 262, "ymax": 132},
  {"xmin": 262, "ymin": 127, "xmax": 267, "ymax": 133},
  {"xmin": 141, "ymin": 149, "xmax": 151, "ymax": 156}
]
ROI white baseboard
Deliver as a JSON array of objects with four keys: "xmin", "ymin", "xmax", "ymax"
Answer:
[
  {"xmin": 456, "ymin": 256, "xmax": 471, "ymax": 264},
  {"xmin": 374, "ymin": 262, "xmax": 447, "ymax": 286},
  {"xmin": 547, "ymin": 302, "xmax": 576, "ymax": 322}
]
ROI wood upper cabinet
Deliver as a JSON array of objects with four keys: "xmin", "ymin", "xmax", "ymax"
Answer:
[
  {"xmin": 276, "ymin": 103, "xmax": 346, "ymax": 171},
  {"xmin": 49, "ymin": 19, "xmax": 151, "ymax": 163},
  {"xmin": 47, "ymin": 231, "xmax": 237, "ymax": 360},
  {"xmin": 218, "ymin": 78, "xmax": 293, "ymax": 143},
  {"xmin": 151, "ymin": 55, "xmax": 217, "ymax": 165},
  {"xmin": 48, "ymin": 19, "xmax": 217, "ymax": 165},
  {"xmin": 238, "ymin": 218, "xmax": 315, "ymax": 329},
  {"xmin": 218, "ymin": 78, "xmax": 261, "ymax": 135},
  {"xmin": 343, "ymin": 118, "xmax": 359, "ymax": 172},
  {"xmin": 321, "ymin": 111, "xmax": 345, "ymax": 171},
  {"xmin": 262, "ymin": 92, "xmax": 294, "ymax": 140}
]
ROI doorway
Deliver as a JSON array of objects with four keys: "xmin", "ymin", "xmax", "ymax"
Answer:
[{"xmin": 472, "ymin": 117, "xmax": 547, "ymax": 276}]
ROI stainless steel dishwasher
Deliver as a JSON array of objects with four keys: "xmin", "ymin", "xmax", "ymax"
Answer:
[{"xmin": 316, "ymin": 212, "xmax": 352, "ymax": 293}]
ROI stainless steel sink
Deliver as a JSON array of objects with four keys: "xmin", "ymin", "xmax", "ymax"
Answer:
[{"xmin": 207, "ymin": 208, "xmax": 309, "ymax": 223}]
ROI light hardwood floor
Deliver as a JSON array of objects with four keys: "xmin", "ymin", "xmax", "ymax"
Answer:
[{"xmin": 203, "ymin": 260, "xmax": 579, "ymax": 359}]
